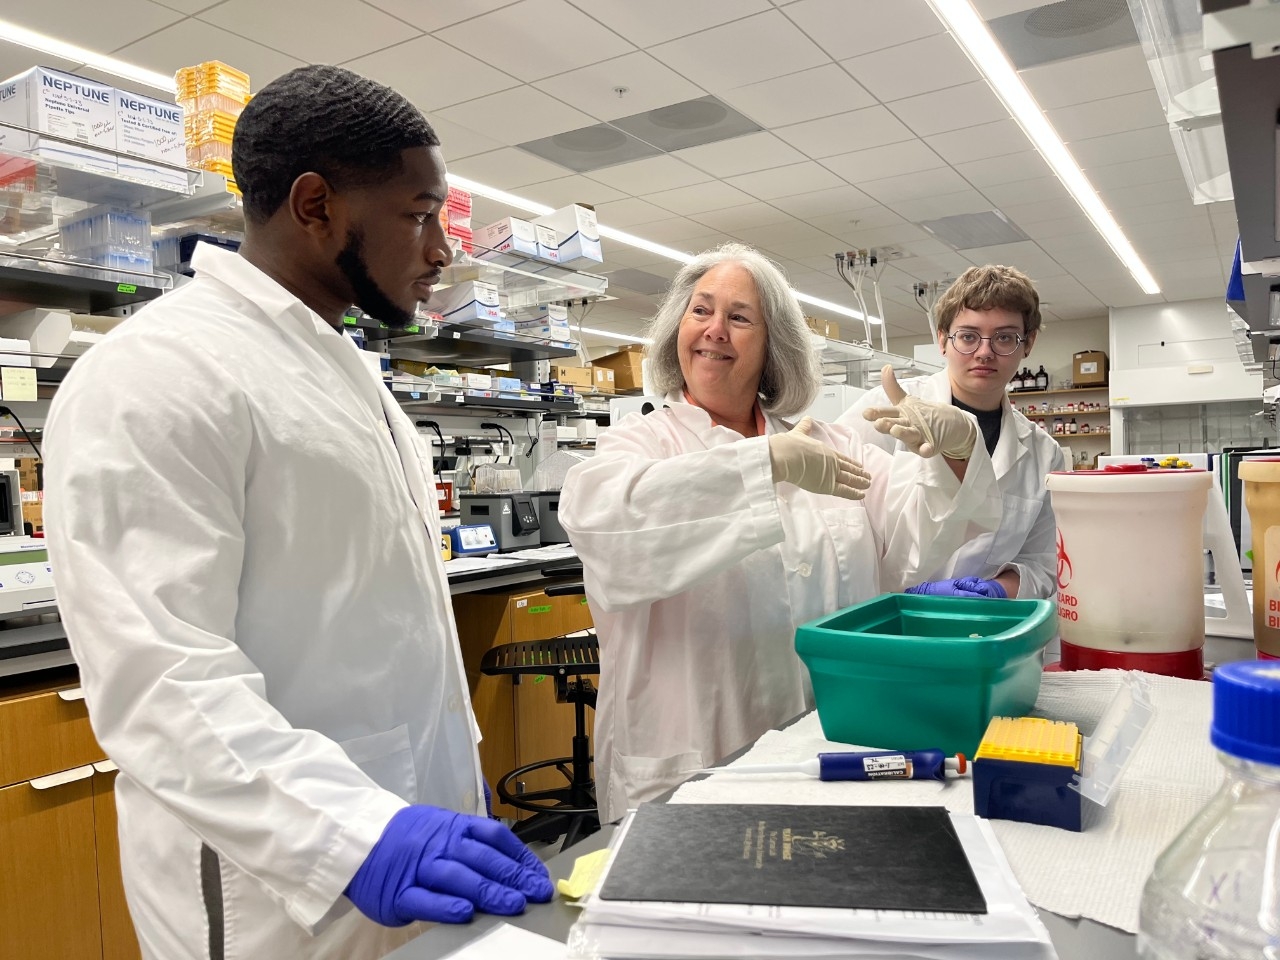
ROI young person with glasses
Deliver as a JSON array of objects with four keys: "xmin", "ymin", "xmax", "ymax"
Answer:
[{"xmin": 838, "ymin": 264, "xmax": 1066, "ymax": 600}]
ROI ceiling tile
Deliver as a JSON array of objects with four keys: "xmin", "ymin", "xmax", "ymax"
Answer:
[
  {"xmin": 436, "ymin": 0, "xmax": 634, "ymax": 82},
  {"xmin": 760, "ymin": 235, "xmax": 849, "ymax": 260},
  {"xmin": 1086, "ymin": 154, "xmax": 1185, "ymax": 192},
  {"xmin": 566, "ymin": 0, "xmax": 771, "ymax": 47},
  {"xmin": 0, "ymin": 46, "xmax": 80, "ymax": 81},
  {"xmin": 1113, "ymin": 199, "xmax": 1204, "ymax": 227},
  {"xmin": 807, "ymin": 204, "xmax": 908, "ymax": 235},
  {"xmin": 973, "ymin": 0, "xmax": 1043, "ymax": 16},
  {"xmin": 960, "ymin": 240, "xmax": 1064, "ymax": 279},
  {"xmin": 775, "ymin": 106, "xmax": 915, "ymax": 160},
  {"xmin": 1101, "ymin": 179, "xmax": 1195, "ymax": 211},
  {"xmin": 1021, "ymin": 45, "xmax": 1156, "ymax": 111},
  {"xmin": 436, "ymin": 87, "xmax": 594, "ymax": 144},
  {"xmin": 519, "ymin": 175, "xmax": 628, "ymax": 208},
  {"xmin": 725, "ymin": 161, "xmax": 845, "ymax": 200},
  {"xmin": 999, "ymin": 197, "xmax": 1084, "ymax": 226},
  {"xmin": 888, "ymin": 81, "xmax": 1009, "ymax": 138},
  {"xmin": 859, "ymin": 166, "xmax": 971, "ymax": 205},
  {"xmin": 534, "ymin": 52, "xmax": 703, "ymax": 119},
  {"xmin": 954, "ymin": 151, "xmax": 1053, "ymax": 188},
  {"xmin": 594, "ymin": 197, "xmax": 677, "ymax": 227},
  {"xmin": 1070, "ymin": 127, "xmax": 1177, "ymax": 169},
  {"xmin": 843, "ymin": 223, "xmax": 931, "ymax": 248},
  {"xmin": 821, "ymin": 140, "xmax": 947, "ymax": 184},
  {"xmin": 429, "ymin": 118, "xmax": 508, "ymax": 161},
  {"xmin": 114, "ymin": 17, "xmax": 305, "ymax": 85},
  {"xmin": 771, "ymin": 185, "xmax": 879, "ymax": 219},
  {"xmin": 648, "ymin": 10, "xmax": 828, "ymax": 91},
  {"xmin": 782, "ymin": 0, "xmax": 943, "ymax": 60},
  {"xmin": 362, "ymin": 0, "xmax": 521, "ymax": 31},
  {"xmin": 448, "ymin": 147, "xmax": 573, "ymax": 189},
  {"xmin": 841, "ymin": 33, "xmax": 980, "ymax": 102},
  {"xmin": 649, "ymin": 180, "xmax": 757, "ymax": 214},
  {"xmin": 587, "ymin": 155, "xmax": 714, "ymax": 195},
  {"xmin": 8, "ymin": 0, "xmax": 182, "ymax": 52},
  {"xmin": 200, "ymin": 0, "xmax": 419, "ymax": 62},
  {"xmin": 690, "ymin": 202, "xmax": 795, "ymax": 232},
  {"xmin": 150, "ymin": 0, "xmax": 226, "ymax": 11},
  {"xmin": 1047, "ymin": 90, "xmax": 1166, "ymax": 144},
  {"xmin": 628, "ymin": 216, "xmax": 719, "ymax": 243},
  {"xmin": 341, "ymin": 35, "xmax": 519, "ymax": 112},
  {"xmin": 1036, "ymin": 233, "xmax": 1113, "ymax": 263},
  {"xmin": 926, "ymin": 119, "xmax": 1029, "ymax": 164},
  {"xmin": 719, "ymin": 64, "xmax": 876, "ymax": 129},
  {"xmin": 889, "ymin": 190, "xmax": 995, "ymax": 223},
  {"xmin": 732, "ymin": 220, "xmax": 834, "ymax": 248},
  {"xmin": 1024, "ymin": 275, "xmax": 1102, "ymax": 309},
  {"xmin": 980, "ymin": 176, "xmax": 1071, "ymax": 208},
  {"xmin": 674, "ymin": 132, "xmax": 807, "ymax": 178},
  {"xmin": 1126, "ymin": 215, "xmax": 1213, "ymax": 243},
  {"xmin": 1020, "ymin": 213, "xmax": 1097, "ymax": 240}
]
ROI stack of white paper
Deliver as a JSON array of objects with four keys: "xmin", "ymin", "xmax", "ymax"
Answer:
[{"xmin": 567, "ymin": 812, "xmax": 1057, "ymax": 960}]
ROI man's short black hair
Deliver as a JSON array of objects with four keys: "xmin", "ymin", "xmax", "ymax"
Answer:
[{"xmin": 232, "ymin": 65, "xmax": 440, "ymax": 225}]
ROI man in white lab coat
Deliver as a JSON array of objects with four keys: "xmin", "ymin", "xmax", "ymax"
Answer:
[
  {"xmin": 43, "ymin": 66, "xmax": 550, "ymax": 960},
  {"xmin": 560, "ymin": 244, "xmax": 1003, "ymax": 823},
  {"xmin": 839, "ymin": 264, "xmax": 1065, "ymax": 600}
]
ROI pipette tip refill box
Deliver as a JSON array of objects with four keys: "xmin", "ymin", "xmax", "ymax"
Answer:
[
  {"xmin": 0, "ymin": 67, "xmax": 117, "ymax": 174},
  {"xmin": 533, "ymin": 204, "xmax": 602, "ymax": 265},
  {"xmin": 114, "ymin": 90, "xmax": 186, "ymax": 189},
  {"xmin": 972, "ymin": 716, "xmax": 1084, "ymax": 831},
  {"xmin": 427, "ymin": 280, "xmax": 501, "ymax": 325},
  {"xmin": 473, "ymin": 217, "xmax": 538, "ymax": 259}
]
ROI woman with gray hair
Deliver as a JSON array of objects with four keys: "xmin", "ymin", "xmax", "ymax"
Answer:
[{"xmin": 560, "ymin": 243, "xmax": 999, "ymax": 822}]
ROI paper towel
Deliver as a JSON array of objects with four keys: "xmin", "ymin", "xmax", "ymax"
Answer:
[{"xmin": 671, "ymin": 670, "xmax": 1220, "ymax": 933}]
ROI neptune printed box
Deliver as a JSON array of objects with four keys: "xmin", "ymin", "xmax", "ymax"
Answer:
[{"xmin": 0, "ymin": 67, "xmax": 117, "ymax": 174}]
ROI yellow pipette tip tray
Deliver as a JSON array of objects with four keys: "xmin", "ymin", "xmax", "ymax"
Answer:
[
  {"xmin": 975, "ymin": 716, "xmax": 1081, "ymax": 767},
  {"xmin": 973, "ymin": 717, "xmax": 1085, "ymax": 832}
]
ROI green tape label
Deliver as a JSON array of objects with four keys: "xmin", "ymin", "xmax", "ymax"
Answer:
[
  {"xmin": 116, "ymin": 282, "xmax": 137, "ymax": 294},
  {"xmin": 533, "ymin": 674, "xmax": 547, "ymax": 683},
  {"xmin": 529, "ymin": 605, "xmax": 552, "ymax": 614}
]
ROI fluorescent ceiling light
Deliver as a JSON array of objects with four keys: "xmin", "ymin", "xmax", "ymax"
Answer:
[
  {"xmin": 578, "ymin": 325, "xmax": 651, "ymax": 344},
  {"xmin": 924, "ymin": 0, "xmax": 1160, "ymax": 296},
  {"xmin": 447, "ymin": 175, "xmax": 552, "ymax": 217},
  {"xmin": 0, "ymin": 20, "xmax": 176, "ymax": 93}
]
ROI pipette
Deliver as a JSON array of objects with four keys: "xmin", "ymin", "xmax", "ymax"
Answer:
[{"xmin": 697, "ymin": 748, "xmax": 968, "ymax": 782}]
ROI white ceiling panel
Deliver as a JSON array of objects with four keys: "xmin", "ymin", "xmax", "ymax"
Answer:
[
  {"xmin": 150, "ymin": 0, "xmax": 226, "ymax": 11},
  {"xmin": 0, "ymin": 45, "xmax": 81, "ymax": 79},
  {"xmin": 719, "ymin": 64, "xmax": 875, "ymax": 130},
  {"xmin": 1113, "ymin": 199, "xmax": 1205, "ymax": 227},
  {"xmin": 771, "ymin": 185, "xmax": 879, "ymax": 219},
  {"xmin": 887, "ymin": 81, "xmax": 1009, "ymax": 138},
  {"xmin": 843, "ymin": 222, "xmax": 931, "ymax": 248},
  {"xmin": 1032, "ymin": 275, "xmax": 1104, "ymax": 310},
  {"xmin": 821, "ymin": 139, "xmax": 947, "ymax": 184},
  {"xmin": 436, "ymin": 87, "xmax": 594, "ymax": 144},
  {"xmin": 1070, "ymin": 127, "xmax": 1178, "ymax": 169},
  {"xmin": 732, "ymin": 221, "xmax": 835, "ymax": 251},
  {"xmin": 886, "ymin": 250, "xmax": 977, "ymax": 280},
  {"xmin": 362, "ymin": 0, "xmax": 521, "ymax": 32},
  {"xmin": 6, "ymin": 0, "xmax": 182, "ymax": 53},
  {"xmin": 841, "ymin": 33, "xmax": 980, "ymax": 102},
  {"xmin": 1101, "ymin": 179, "xmax": 1195, "ymax": 211},
  {"xmin": 760, "ymin": 235, "xmax": 848, "ymax": 260},
  {"xmin": 587, "ymin": 155, "xmax": 714, "ymax": 195},
  {"xmin": 1036, "ymin": 233, "xmax": 1113, "ymax": 263},
  {"xmin": 1047, "ymin": 91, "xmax": 1166, "ymax": 144},
  {"xmin": 926, "ymin": 119, "xmax": 1029, "ymax": 165},
  {"xmin": 518, "ymin": 175, "xmax": 628, "ymax": 208},
  {"xmin": 649, "ymin": 180, "xmax": 758, "ymax": 214},
  {"xmin": 533, "ymin": 52, "xmax": 703, "ymax": 120},
  {"xmin": 448, "ymin": 148, "xmax": 572, "ymax": 188},
  {"xmin": 690, "ymin": 202, "xmax": 796, "ymax": 232},
  {"xmin": 628, "ymin": 216, "xmax": 720, "ymax": 243},
  {"xmin": 888, "ymin": 190, "xmax": 995, "ymax": 223},
  {"xmin": 808, "ymin": 204, "xmax": 908, "ymax": 234},
  {"xmin": 961, "ymin": 240, "xmax": 1064, "ymax": 279},
  {"xmin": 1125, "ymin": 215, "xmax": 1213, "ymax": 243},
  {"xmin": 567, "ymin": 0, "xmax": 771, "ymax": 47},
  {"xmin": 1137, "ymin": 243, "xmax": 1225, "ymax": 267},
  {"xmin": 725, "ymin": 161, "xmax": 845, "ymax": 200},
  {"xmin": 430, "ymin": 118, "xmax": 508, "ymax": 161},
  {"xmin": 680, "ymin": 232, "xmax": 745, "ymax": 253},
  {"xmin": 1019, "ymin": 213, "xmax": 1096, "ymax": 240},
  {"xmin": 1155, "ymin": 275, "xmax": 1228, "ymax": 302},
  {"xmin": 859, "ymin": 166, "xmax": 971, "ymax": 205},
  {"xmin": 201, "ymin": 0, "xmax": 419, "ymax": 62},
  {"xmin": 1085, "ymin": 155, "xmax": 1186, "ymax": 192},
  {"xmin": 782, "ymin": 0, "xmax": 943, "ymax": 60},
  {"xmin": 999, "ymin": 197, "xmax": 1085, "ymax": 226},
  {"xmin": 114, "ymin": 17, "xmax": 305, "ymax": 84},
  {"xmin": 953, "ymin": 151, "xmax": 1052, "ymax": 188},
  {"xmin": 593, "ymin": 197, "xmax": 677, "ymax": 227},
  {"xmin": 1020, "ymin": 45, "xmax": 1156, "ymax": 111},
  {"xmin": 980, "ymin": 176, "xmax": 1072, "ymax": 208},
  {"xmin": 674, "ymin": 132, "xmax": 807, "ymax": 178},
  {"xmin": 436, "ymin": 0, "xmax": 634, "ymax": 82},
  {"xmin": 1077, "ymin": 282, "xmax": 1163, "ymax": 309},
  {"xmin": 973, "ymin": 0, "xmax": 1043, "ymax": 17},
  {"xmin": 774, "ymin": 106, "xmax": 915, "ymax": 160},
  {"xmin": 342, "ymin": 35, "xmax": 519, "ymax": 111},
  {"xmin": 648, "ymin": 10, "xmax": 828, "ymax": 91}
]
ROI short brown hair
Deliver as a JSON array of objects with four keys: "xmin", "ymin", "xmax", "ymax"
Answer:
[{"xmin": 934, "ymin": 264, "xmax": 1041, "ymax": 336}]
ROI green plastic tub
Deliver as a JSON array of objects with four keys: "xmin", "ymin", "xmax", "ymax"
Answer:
[{"xmin": 795, "ymin": 593, "xmax": 1056, "ymax": 757}]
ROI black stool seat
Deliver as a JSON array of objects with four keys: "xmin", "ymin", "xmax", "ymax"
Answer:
[{"xmin": 480, "ymin": 632, "xmax": 600, "ymax": 851}]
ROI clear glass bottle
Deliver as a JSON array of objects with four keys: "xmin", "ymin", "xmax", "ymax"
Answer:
[{"xmin": 1137, "ymin": 661, "xmax": 1280, "ymax": 959}]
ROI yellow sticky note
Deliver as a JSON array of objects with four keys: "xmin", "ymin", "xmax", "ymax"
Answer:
[
  {"xmin": 555, "ymin": 848, "xmax": 611, "ymax": 900},
  {"xmin": 0, "ymin": 367, "xmax": 36, "ymax": 402}
]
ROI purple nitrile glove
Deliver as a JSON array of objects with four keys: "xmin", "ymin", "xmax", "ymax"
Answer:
[
  {"xmin": 904, "ymin": 577, "xmax": 1007, "ymax": 599},
  {"xmin": 346, "ymin": 804, "xmax": 553, "ymax": 926},
  {"xmin": 483, "ymin": 779, "xmax": 494, "ymax": 818}
]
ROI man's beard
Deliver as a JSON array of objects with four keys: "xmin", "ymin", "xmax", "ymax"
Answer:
[{"xmin": 336, "ymin": 228, "xmax": 416, "ymax": 329}]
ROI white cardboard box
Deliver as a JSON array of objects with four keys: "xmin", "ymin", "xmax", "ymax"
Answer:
[
  {"xmin": 114, "ymin": 90, "xmax": 186, "ymax": 189},
  {"xmin": 473, "ymin": 217, "xmax": 538, "ymax": 259},
  {"xmin": 533, "ymin": 204, "xmax": 602, "ymax": 265},
  {"xmin": 533, "ymin": 222, "xmax": 561, "ymax": 263},
  {"xmin": 0, "ymin": 67, "xmax": 116, "ymax": 174},
  {"xmin": 427, "ymin": 280, "xmax": 501, "ymax": 324}
]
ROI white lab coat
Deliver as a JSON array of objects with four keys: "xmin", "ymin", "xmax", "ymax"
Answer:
[
  {"xmin": 43, "ymin": 244, "xmax": 485, "ymax": 960},
  {"xmin": 837, "ymin": 370, "xmax": 1066, "ymax": 599},
  {"xmin": 558, "ymin": 397, "xmax": 1001, "ymax": 823}
]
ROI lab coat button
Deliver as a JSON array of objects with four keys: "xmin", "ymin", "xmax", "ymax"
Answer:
[
  {"xmin": 797, "ymin": 562, "xmax": 812, "ymax": 578},
  {"xmin": 463, "ymin": 790, "xmax": 476, "ymax": 809},
  {"xmin": 447, "ymin": 694, "xmax": 461, "ymax": 712}
]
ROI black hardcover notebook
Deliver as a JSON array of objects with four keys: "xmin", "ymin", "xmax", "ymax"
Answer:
[{"xmin": 598, "ymin": 803, "xmax": 987, "ymax": 914}]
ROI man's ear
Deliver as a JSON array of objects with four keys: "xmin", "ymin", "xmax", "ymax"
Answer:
[{"xmin": 287, "ymin": 171, "xmax": 340, "ymax": 241}]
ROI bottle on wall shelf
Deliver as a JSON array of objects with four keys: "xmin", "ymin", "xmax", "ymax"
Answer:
[
  {"xmin": 1081, "ymin": 423, "xmax": 1090, "ymax": 435},
  {"xmin": 1035, "ymin": 365, "xmax": 1049, "ymax": 390},
  {"xmin": 1068, "ymin": 418, "xmax": 1078, "ymax": 434}
]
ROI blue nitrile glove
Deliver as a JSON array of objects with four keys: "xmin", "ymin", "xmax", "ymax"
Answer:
[
  {"xmin": 483, "ymin": 779, "xmax": 494, "ymax": 818},
  {"xmin": 904, "ymin": 577, "xmax": 1007, "ymax": 599},
  {"xmin": 346, "ymin": 805, "xmax": 553, "ymax": 926}
]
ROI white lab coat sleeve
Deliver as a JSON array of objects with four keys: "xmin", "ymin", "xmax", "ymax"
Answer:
[
  {"xmin": 835, "ymin": 385, "xmax": 895, "ymax": 453},
  {"xmin": 43, "ymin": 335, "xmax": 406, "ymax": 934},
  {"xmin": 995, "ymin": 443, "xmax": 1067, "ymax": 599},
  {"xmin": 558, "ymin": 416, "xmax": 784, "ymax": 612}
]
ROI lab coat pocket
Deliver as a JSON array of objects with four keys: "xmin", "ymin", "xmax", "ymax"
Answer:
[
  {"xmin": 984, "ymin": 494, "xmax": 1042, "ymax": 565},
  {"xmin": 338, "ymin": 724, "xmax": 419, "ymax": 804},
  {"xmin": 818, "ymin": 506, "xmax": 875, "ymax": 603},
  {"xmin": 613, "ymin": 751, "xmax": 704, "ymax": 807}
]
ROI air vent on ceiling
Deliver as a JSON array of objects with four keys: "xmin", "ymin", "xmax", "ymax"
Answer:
[
  {"xmin": 988, "ymin": 0, "xmax": 1138, "ymax": 68},
  {"xmin": 918, "ymin": 210, "xmax": 1029, "ymax": 250},
  {"xmin": 518, "ymin": 123, "xmax": 663, "ymax": 173}
]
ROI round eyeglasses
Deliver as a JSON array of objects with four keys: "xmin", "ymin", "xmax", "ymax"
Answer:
[{"xmin": 946, "ymin": 331, "xmax": 1026, "ymax": 356}]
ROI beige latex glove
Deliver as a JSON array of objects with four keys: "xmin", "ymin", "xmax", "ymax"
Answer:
[
  {"xmin": 768, "ymin": 417, "xmax": 872, "ymax": 500},
  {"xmin": 861, "ymin": 365, "xmax": 978, "ymax": 459}
]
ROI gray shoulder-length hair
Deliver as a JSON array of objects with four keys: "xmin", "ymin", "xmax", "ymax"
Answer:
[{"xmin": 645, "ymin": 243, "xmax": 820, "ymax": 417}]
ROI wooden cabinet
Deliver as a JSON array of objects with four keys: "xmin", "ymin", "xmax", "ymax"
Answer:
[
  {"xmin": 0, "ymin": 673, "xmax": 141, "ymax": 960},
  {"xmin": 452, "ymin": 584, "xmax": 596, "ymax": 819}
]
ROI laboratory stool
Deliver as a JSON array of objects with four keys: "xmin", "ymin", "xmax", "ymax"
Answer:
[{"xmin": 480, "ymin": 601, "xmax": 600, "ymax": 852}]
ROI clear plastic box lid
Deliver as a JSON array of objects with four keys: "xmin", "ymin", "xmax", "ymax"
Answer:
[{"xmin": 1070, "ymin": 672, "xmax": 1156, "ymax": 806}]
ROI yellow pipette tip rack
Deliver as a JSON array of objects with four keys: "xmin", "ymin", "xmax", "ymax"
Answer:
[{"xmin": 975, "ymin": 716, "xmax": 1082, "ymax": 769}]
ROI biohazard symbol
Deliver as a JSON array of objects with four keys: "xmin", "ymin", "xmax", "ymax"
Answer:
[{"xmin": 1056, "ymin": 530, "xmax": 1073, "ymax": 590}]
